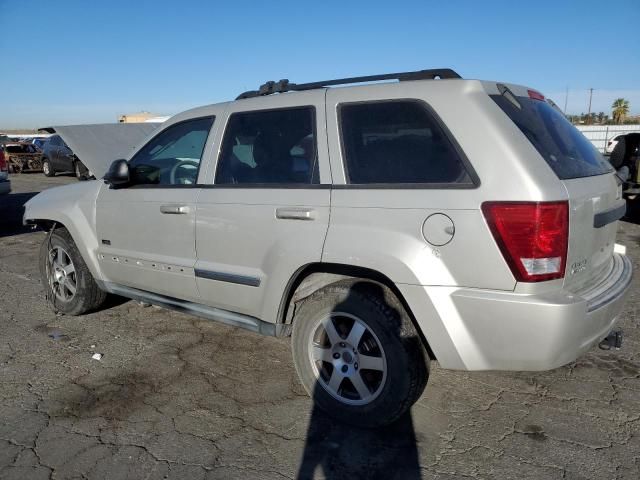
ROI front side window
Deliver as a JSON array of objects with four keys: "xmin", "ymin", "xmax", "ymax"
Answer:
[
  {"xmin": 129, "ymin": 116, "xmax": 214, "ymax": 186},
  {"xmin": 215, "ymin": 107, "xmax": 318, "ymax": 185},
  {"xmin": 340, "ymin": 101, "xmax": 472, "ymax": 185}
]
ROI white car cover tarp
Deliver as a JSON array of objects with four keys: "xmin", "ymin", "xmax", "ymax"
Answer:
[{"xmin": 39, "ymin": 123, "xmax": 161, "ymax": 179}]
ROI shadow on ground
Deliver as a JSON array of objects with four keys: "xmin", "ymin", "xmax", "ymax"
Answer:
[
  {"xmin": 0, "ymin": 191, "xmax": 39, "ymax": 237},
  {"xmin": 297, "ymin": 408, "xmax": 421, "ymax": 480}
]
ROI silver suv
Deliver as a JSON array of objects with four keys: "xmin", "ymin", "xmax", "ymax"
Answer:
[{"xmin": 24, "ymin": 69, "xmax": 633, "ymax": 427}]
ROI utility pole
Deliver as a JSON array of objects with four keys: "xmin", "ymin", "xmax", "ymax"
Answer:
[
  {"xmin": 587, "ymin": 88, "xmax": 594, "ymax": 124},
  {"xmin": 563, "ymin": 86, "xmax": 569, "ymax": 114}
]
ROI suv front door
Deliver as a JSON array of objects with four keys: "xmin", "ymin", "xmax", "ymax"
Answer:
[
  {"xmin": 95, "ymin": 115, "xmax": 217, "ymax": 301},
  {"xmin": 195, "ymin": 91, "xmax": 331, "ymax": 323}
]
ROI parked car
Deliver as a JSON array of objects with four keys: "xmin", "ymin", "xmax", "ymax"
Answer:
[
  {"xmin": 32, "ymin": 137, "xmax": 49, "ymax": 151},
  {"xmin": 2, "ymin": 142, "xmax": 43, "ymax": 173},
  {"xmin": 24, "ymin": 69, "xmax": 633, "ymax": 427},
  {"xmin": 606, "ymin": 134, "xmax": 626, "ymax": 155},
  {"xmin": 0, "ymin": 148, "xmax": 11, "ymax": 194},
  {"xmin": 41, "ymin": 134, "xmax": 90, "ymax": 179}
]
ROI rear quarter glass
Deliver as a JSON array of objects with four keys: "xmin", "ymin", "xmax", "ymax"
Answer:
[{"xmin": 491, "ymin": 95, "xmax": 613, "ymax": 180}]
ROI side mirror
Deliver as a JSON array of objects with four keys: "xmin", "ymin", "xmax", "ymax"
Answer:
[{"xmin": 104, "ymin": 159, "xmax": 130, "ymax": 188}]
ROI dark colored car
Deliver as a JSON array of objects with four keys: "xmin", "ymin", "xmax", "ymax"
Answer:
[
  {"xmin": 32, "ymin": 138, "xmax": 48, "ymax": 150},
  {"xmin": 41, "ymin": 135, "xmax": 90, "ymax": 179}
]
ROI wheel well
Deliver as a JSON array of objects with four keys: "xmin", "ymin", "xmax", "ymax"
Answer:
[
  {"xmin": 26, "ymin": 219, "xmax": 63, "ymax": 232},
  {"xmin": 278, "ymin": 263, "xmax": 436, "ymax": 360}
]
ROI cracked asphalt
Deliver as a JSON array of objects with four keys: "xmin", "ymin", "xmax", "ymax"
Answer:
[{"xmin": 1, "ymin": 173, "xmax": 639, "ymax": 479}]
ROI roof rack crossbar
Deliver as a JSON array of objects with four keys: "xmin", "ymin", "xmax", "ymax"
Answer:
[{"xmin": 236, "ymin": 68, "xmax": 461, "ymax": 100}]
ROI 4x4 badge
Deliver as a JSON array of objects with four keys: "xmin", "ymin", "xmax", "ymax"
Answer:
[{"xmin": 570, "ymin": 259, "xmax": 587, "ymax": 275}]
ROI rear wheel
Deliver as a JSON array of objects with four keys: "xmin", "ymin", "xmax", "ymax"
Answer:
[
  {"xmin": 39, "ymin": 228, "xmax": 107, "ymax": 315},
  {"xmin": 291, "ymin": 280, "xmax": 429, "ymax": 428},
  {"xmin": 42, "ymin": 159, "xmax": 55, "ymax": 177}
]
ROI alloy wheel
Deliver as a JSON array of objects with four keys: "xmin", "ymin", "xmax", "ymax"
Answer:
[
  {"xmin": 47, "ymin": 246, "xmax": 77, "ymax": 302},
  {"xmin": 308, "ymin": 312, "xmax": 387, "ymax": 405}
]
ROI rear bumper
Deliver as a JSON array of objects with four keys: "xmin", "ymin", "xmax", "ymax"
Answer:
[
  {"xmin": 399, "ymin": 253, "xmax": 633, "ymax": 371},
  {"xmin": 0, "ymin": 178, "xmax": 11, "ymax": 195}
]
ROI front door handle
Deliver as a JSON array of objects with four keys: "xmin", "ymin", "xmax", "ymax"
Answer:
[
  {"xmin": 275, "ymin": 207, "xmax": 316, "ymax": 221},
  {"xmin": 160, "ymin": 204, "xmax": 190, "ymax": 215}
]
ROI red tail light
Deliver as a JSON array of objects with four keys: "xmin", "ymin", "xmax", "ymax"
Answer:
[
  {"xmin": 482, "ymin": 201, "xmax": 568, "ymax": 282},
  {"xmin": 527, "ymin": 89, "xmax": 545, "ymax": 101},
  {"xmin": 0, "ymin": 150, "xmax": 7, "ymax": 172}
]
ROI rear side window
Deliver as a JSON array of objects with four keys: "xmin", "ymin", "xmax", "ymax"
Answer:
[
  {"xmin": 215, "ymin": 107, "xmax": 318, "ymax": 185},
  {"xmin": 491, "ymin": 94, "xmax": 612, "ymax": 179},
  {"xmin": 339, "ymin": 101, "xmax": 473, "ymax": 185}
]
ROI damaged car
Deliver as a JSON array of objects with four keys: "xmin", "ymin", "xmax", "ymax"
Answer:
[{"xmin": 23, "ymin": 69, "xmax": 633, "ymax": 427}]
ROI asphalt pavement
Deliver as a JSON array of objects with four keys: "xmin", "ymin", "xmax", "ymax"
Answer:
[{"xmin": 1, "ymin": 173, "xmax": 639, "ymax": 479}]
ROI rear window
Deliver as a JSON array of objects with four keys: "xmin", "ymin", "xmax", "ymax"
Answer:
[
  {"xmin": 339, "ymin": 100, "xmax": 473, "ymax": 185},
  {"xmin": 491, "ymin": 94, "xmax": 612, "ymax": 179}
]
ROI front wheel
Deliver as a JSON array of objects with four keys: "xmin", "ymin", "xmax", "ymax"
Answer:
[
  {"xmin": 291, "ymin": 280, "xmax": 429, "ymax": 428},
  {"xmin": 39, "ymin": 228, "xmax": 107, "ymax": 315}
]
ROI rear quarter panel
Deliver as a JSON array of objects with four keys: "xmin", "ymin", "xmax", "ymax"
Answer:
[{"xmin": 323, "ymin": 80, "xmax": 567, "ymax": 290}]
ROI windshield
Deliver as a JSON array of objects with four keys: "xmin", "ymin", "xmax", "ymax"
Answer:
[{"xmin": 491, "ymin": 94, "xmax": 613, "ymax": 179}]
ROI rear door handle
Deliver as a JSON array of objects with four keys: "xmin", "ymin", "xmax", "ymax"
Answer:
[
  {"xmin": 160, "ymin": 204, "xmax": 190, "ymax": 215},
  {"xmin": 275, "ymin": 207, "xmax": 316, "ymax": 221}
]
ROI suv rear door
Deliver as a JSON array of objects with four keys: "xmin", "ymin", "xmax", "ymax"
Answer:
[{"xmin": 194, "ymin": 90, "xmax": 331, "ymax": 323}]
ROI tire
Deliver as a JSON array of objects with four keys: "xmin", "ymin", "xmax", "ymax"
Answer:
[
  {"xmin": 74, "ymin": 161, "xmax": 85, "ymax": 180},
  {"xmin": 609, "ymin": 137, "xmax": 627, "ymax": 169},
  {"xmin": 39, "ymin": 228, "xmax": 107, "ymax": 315},
  {"xmin": 291, "ymin": 279, "xmax": 429, "ymax": 428},
  {"xmin": 42, "ymin": 159, "xmax": 55, "ymax": 177}
]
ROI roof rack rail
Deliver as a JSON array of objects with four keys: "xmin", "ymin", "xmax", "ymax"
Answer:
[{"xmin": 236, "ymin": 68, "xmax": 461, "ymax": 100}]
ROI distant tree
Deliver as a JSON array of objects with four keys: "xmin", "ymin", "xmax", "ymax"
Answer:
[
  {"xmin": 612, "ymin": 98, "xmax": 630, "ymax": 124},
  {"xmin": 597, "ymin": 112, "xmax": 605, "ymax": 123}
]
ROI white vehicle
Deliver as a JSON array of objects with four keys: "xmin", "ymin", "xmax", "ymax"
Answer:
[{"xmin": 24, "ymin": 68, "xmax": 633, "ymax": 427}]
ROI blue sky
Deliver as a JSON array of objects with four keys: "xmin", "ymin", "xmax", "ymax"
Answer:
[{"xmin": 1, "ymin": 0, "xmax": 638, "ymax": 129}]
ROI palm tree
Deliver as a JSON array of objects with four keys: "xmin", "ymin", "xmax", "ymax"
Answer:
[{"xmin": 611, "ymin": 98, "xmax": 630, "ymax": 124}]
